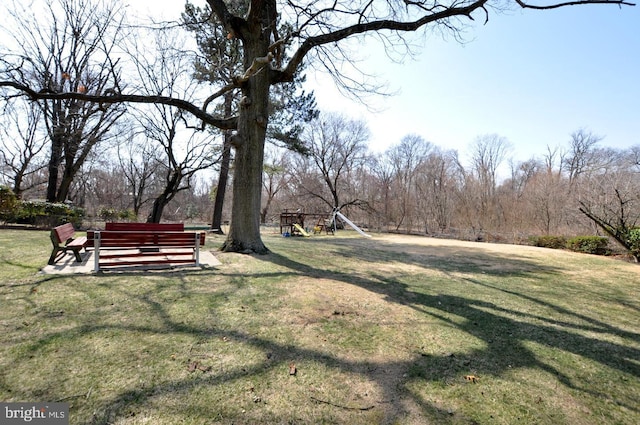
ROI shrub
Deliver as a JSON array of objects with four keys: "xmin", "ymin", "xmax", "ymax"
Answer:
[
  {"xmin": 99, "ymin": 208, "xmax": 118, "ymax": 221},
  {"xmin": 566, "ymin": 236, "xmax": 609, "ymax": 256},
  {"xmin": 529, "ymin": 235, "xmax": 567, "ymax": 249},
  {"xmin": 0, "ymin": 186, "xmax": 18, "ymax": 223},
  {"xmin": 13, "ymin": 200, "xmax": 84, "ymax": 228},
  {"xmin": 118, "ymin": 209, "xmax": 137, "ymax": 221},
  {"xmin": 626, "ymin": 228, "xmax": 640, "ymax": 260},
  {"xmin": 100, "ymin": 208, "xmax": 137, "ymax": 222}
]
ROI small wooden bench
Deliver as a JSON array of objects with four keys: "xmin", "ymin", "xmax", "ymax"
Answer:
[
  {"xmin": 48, "ymin": 223, "xmax": 88, "ymax": 265},
  {"xmin": 92, "ymin": 230, "xmax": 202, "ymax": 272}
]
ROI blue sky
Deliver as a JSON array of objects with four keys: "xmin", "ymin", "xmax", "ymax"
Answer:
[
  {"xmin": 144, "ymin": 2, "xmax": 639, "ymax": 166},
  {"xmin": 309, "ymin": 5, "xmax": 640, "ymax": 165}
]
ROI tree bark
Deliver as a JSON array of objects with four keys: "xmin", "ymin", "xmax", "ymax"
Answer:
[
  {"xmin": 222, "ymin": 83, "xmax": 269, "ymax": 253},
  {"xmin": 46, "ymin": 133, "xmax": 63, "ymax": 202},
  {"xmin": 211, "ymin": 93, "xmax": 234, "ymax": 234},
  {"xmin": 221, "ymin": 6, "xmax": 272, "ymax": 254},
  {"xmin": 210, "ymin": 137, "xmax": 231, "ymax": 233},
  {"xmin": 147, "ymin": 194, "xmax": 170, "ymax": 224}
]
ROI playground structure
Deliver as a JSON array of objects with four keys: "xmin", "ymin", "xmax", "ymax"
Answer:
[
  {"xmin": 279, "ymin": 209, "xmax": 370, "ymax": 238},
  {"xmin": 279, "ymin": 210, "xmax": 333, "ymax": 237}
]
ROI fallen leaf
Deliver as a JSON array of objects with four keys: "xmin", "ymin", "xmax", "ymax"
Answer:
[
  {"xmin": 289, "ymin": 362, "xmax": 297, "ymax": 376},
  {"xmin": 197, "ymin": 364, "xmax": 211, "ymax": 372},
  {"xmin": 464, "ymin": 375, "xmax": 479, "ymax": 383}
]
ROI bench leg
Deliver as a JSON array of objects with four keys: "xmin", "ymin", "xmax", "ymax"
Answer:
[
  {"xmin": 71, "ymin": 248, "xmax": 83, "ymax": 263},
  {"xmin": 48, "ymin": 248, "xmax": 61, "ymax": 265}
]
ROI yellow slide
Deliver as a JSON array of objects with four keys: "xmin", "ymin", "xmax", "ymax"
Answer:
[{"xmin": 293, "ymin": 223, "xmax": 310, "ymax": 237}]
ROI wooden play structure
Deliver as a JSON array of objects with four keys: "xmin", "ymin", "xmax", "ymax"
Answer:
[
  {"xmin": 279, "ymin": 210, "xmax": 334, "ymax": 236},
  {"xmin": 279, "ymin": 209, "xmax": 370, "ymax": 238}
]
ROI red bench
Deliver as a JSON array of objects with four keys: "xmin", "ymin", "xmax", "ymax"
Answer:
[
  {"xmin": 92, "ymin": 231, "xmax": 203, "ymax": 271},
  {"xmin": 86, "ymin": 223, "xmax": 205, "ymax": 248},
  {"xmin": 90, "ymin": 223, "xmax": 205, "ymax": 271},
  {"xmin": 48, "ymin": 223, "xmax": 88, "ymax": 265}
]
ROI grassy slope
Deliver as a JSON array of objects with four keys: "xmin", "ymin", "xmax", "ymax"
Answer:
[{"xmin": 0, "ymin": 229, "xmax": 638, "ymax": 424}]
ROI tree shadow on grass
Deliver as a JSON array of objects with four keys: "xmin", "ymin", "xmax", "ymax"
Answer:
[
  {"xmin": 263, "ymin": 245, "xmax": 640, "ymax": 409},
  {"xmin": 4, "ymin": 240, "xmax": 639, "ymax": 424}
]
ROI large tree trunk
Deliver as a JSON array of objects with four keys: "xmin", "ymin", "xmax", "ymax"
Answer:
[
  {"xmin": 147, "ymin": 194, "xmax": 170, "ymax": 223},
  {"xmin": 221, "ymin": 26, "xmax": 270, "ymax": 254},
  {"xmin": 211, "ymin": 137, "xmax": 231, "ymax": 233},
  {"xmin": 56, "ymin": 157, "xmax": 78, "ymax": 202},
  {"xmin": 222, "ymin": 93, "xmax": 269, "ymax": 253},
  {"xmin": 46, "ymin": 134, "xmax": 63, "ymax": 202},
  {"xmin": 210, "ymin": 93, "xmax": 234, "ymax": 234}
]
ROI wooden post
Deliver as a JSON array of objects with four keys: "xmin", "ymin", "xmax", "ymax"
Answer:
[
  {"xmin": 94, "ymin": 231, "xmax": 101, "ymax": 272},
  {"xmin": 195, "ymin": 232, "xmax": 200, "ymax": 266}
]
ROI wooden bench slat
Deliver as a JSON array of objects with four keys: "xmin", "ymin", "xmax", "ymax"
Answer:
[
  {"xmin": 99, "ymin": 259, "xmax": 196, "ymax": 268},
  {"xmin": 66, "ymin": 236, "xmax": 87, "ymax": 247},
  {"xmin": 105, "ymin": 222, "xmax": 184, "ymax": 231},
  {"xmin": 99, "ymin": 251, "xmax": 195, "ymax": 259}
]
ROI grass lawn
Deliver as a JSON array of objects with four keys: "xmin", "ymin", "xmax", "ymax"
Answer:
[{"xmin": 1, "ymin": 228, "xmax": 639, "ymax": 424}]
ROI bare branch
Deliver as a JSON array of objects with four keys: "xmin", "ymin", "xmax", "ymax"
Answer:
[
  {"xmin": 202, "ymin": 83, "xmax": 238, "ymax": 113},
  {"xmin": 282, "ymin": 0, "xmax": 490, "ymax": 81},
  {"xmin": 0, "ymin": 81, "xmax": 237, "ymax": 130},
  {"xmin": 515, "ymin": 0, "xmax": 634, "ymax": 10}
]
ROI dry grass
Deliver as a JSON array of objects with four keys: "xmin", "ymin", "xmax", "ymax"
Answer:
[{"xmin": 1, "ymin": 229, "xmax": 639, "ymax": 424}]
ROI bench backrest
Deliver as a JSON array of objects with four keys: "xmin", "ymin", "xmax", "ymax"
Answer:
[
  {"xmin": 95, "ymin": 231, "xmax": 199, "ymax": 248},
  {"xmin": 52, "ymin": 223, "xmax": 76, "ymax": 243},
  {"xmin": 105, "ymin": 222, "xmax": 184, "ymax": 232},
  {"xmin": 86, "ymin": 229, "xmax": 204, "ymax": 248}
]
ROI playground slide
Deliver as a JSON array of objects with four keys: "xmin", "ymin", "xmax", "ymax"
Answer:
[
  {"xmin": 293, "ymin": 223, "xmax": 311, "ymax": 237},
  {"xmin": 335, "ymin": 211, "xmax": 372, "ymax": 238}
]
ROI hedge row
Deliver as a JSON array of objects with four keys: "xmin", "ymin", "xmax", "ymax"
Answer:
[
  {"xmin": 529, "ymin": 235, "xmax": 610, "ymax": 255},
  {"xmin": 0, "ymin": 186, "xmax": 84, "ymax": 228}
]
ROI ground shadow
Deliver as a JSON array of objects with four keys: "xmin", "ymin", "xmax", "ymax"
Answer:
[{"xmin": 3, "ymin": 238, "xmax": 639, "ymax": 424}]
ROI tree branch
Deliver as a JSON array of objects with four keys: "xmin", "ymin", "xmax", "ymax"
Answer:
[
  {"xmin": 0, "ymin": 81, "xmax": 237, "ymax": 130},
  {"xmin": 515, "ymin": 0, "xmax": 634, "ymax": 10},
  {"xmin": 202, "ymin": 82, "xmax": 238, "ymax": 113},
  {"xmin": 280, "ymin": 0, "xmax": 490, "ymax": 81},
  {"xmin": 278, "ymin": 0, "xmax": 634, "ymax": 82}
]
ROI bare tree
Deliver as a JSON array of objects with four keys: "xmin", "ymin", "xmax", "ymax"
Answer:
[
  {"xmin": 386, "ymin": 135, "xmax": 433, "ymax": 232},
  {"xmin": 293, "ymin": 113, "xmax": 370, "ymax": 213},
  {"xmin": 578, "ymin": 150, "xmax": 640, "ymax": 261},
  {"xmin": 261, "ymin": 147, "xmax": 292, "ymax": 223},
  {"xmin": 1, "ymin": 0, "xmax": 127, "ymax": 203},
  {"xmin": 126, "ymin": 27, "xmax": 222, "ymax": 223},
  {"xmin": 415, "ymin": 148, "xmax": 459, "ymax": 233},
  {"xmin": 0, "ymin": 100, "xmax": 48, "ymax": 197},
  {"xmin": 115, "ymin": 133, "xmax": 162, "ymax": 218},
  {"xmin": 183, "ymin": 1, "xmax": 317, "ymax": 233},
  {"xmin": 369, "ymin": 153, "xmax": 396, "ymax": 230},
  {"xmin": 2, "ymin": 0, "xmax": 634, "ymax": 252},
  {"xmin": 563, "ymin": 129, "xmax": 603, "ymax": 185},
  {"xmin": 465, "ymin": 134, "xmax": 512, "ymax": 231}
]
